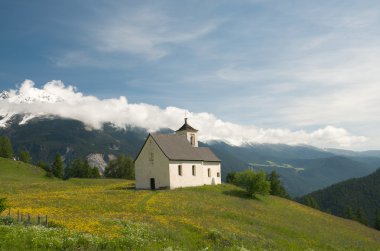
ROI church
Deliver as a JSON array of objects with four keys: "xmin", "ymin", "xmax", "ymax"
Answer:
[{"xmin": 135, "ymin": 118, "xmax": 221, "ymax": 190}]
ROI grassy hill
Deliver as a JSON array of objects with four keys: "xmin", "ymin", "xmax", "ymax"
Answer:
[{"xmin": 1, "ymin": 158, "xmax": 380, "ymax": 250}]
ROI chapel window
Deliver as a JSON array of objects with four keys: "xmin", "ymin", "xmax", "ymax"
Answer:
[
  {"xmin": 190, "ymin": 134, "xmax": 195, "ymax": 146},
  {"xmin": 149, "ymin": 152, "xmax": 154, "ymax": 161}
]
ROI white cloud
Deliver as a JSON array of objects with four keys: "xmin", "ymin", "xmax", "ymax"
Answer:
[
  {"xmin": 0, "ymin": 80, "xmax": 366, "ymax": 149},
  {"xmin": 52, "ymin": 51, "xmax": 102, "ymax": 68},
  {"xmin": 92, "ymin": 7, "xmax": 218, "ymax": 60}
]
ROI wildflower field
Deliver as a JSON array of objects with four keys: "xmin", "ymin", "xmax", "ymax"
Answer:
[{"xmin": 1, "ymin": 157, "xmax": 380, "ymax": 250}]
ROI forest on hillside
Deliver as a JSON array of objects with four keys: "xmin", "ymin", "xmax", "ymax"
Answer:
[{"xmin": 299, "ymin": 168, "xmax": 380, "ymax": 229}]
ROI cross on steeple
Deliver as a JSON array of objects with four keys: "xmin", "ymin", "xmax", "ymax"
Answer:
[{"xmin": 184, "ymin": 111, "xmax": 188, "ymax": 124}]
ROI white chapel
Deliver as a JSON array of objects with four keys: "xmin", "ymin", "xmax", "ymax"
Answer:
[{"xmin": 135, "ymin": 118, "xmax": 221, "ymax": 190}]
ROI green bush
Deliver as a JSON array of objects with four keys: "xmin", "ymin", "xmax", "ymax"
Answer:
[
  {"xmin": 233, "ymin": 169, "xmax": 270, "ymax": 197},
  {"xmin": 0, "ymin": 216, "xmax": 16, "ymax": 225},
  {"xmin": 226, "ymin": 172, "xmax": 237, "ymax": 184},
  {"xmin": 19, "ymin": 150, "xmax": 31, "ymax": 164},
  {"xmin": 206, "ymin": 229, "xmax": 234, "ymax": 248},
  {"xmin": 0, "ymin": 198, "xmax": 7, "ymax": 214}
]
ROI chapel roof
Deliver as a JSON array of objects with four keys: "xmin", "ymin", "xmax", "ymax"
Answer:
[
  {"xmin": 175, "ymin": 118, "xmax": 198, "ymax": 132},
  {"xmin": 150, "ymin": 133, "xmax": 220, "ymax": 162}
]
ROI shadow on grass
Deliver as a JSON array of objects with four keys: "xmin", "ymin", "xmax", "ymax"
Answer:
[
  {"xmin": 222, "ymin": 189, "xmax": 262, "ymax": 200},
  {"xmin": 222, "ymin": 189, "xmax": 250, "ymax": 199},
  {"xmin": 110, "ymin": 185, "xmax": 136, "ymax": 190}
]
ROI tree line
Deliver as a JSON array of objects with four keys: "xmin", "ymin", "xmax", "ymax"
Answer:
[
  {"xmin": 298, "ymin": 168, "xmax": 380, "ymax": 230},
  {"xmin": 1, "ymin": 136, "xmax": 33, "ymax": 163},
  {"xmin": 226, "ymin": 169, "xmax": 289, "ymax": 199},
  {"xmin": 0, "ymin": 135, "xmax": 134, "ymax": 180},
  {"xmin": 300, "ymin": 195, "xmax": 380, "ymax": 230}
]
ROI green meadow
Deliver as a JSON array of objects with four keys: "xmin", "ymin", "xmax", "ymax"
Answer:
[{"xmin": 0, "ymin": 157, "xmax": 380, "ymax": 250}]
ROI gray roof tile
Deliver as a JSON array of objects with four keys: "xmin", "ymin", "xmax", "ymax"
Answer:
[{"xmin": 151, "ymin": 133, "xmax": 220, "ymax": 162}]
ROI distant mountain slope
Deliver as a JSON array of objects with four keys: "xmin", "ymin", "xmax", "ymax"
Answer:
[
  {"xmin": 327, "ymin": 148, "xmax": 380, "ymax": 158},
  {"xmin": 0, "ymin": 117, "xmax": 147, "ymax": 162},
  {"xmin": 1, "ymin": 117, "xmax": 380, "ymax": 197},
  {"xmin": 206, "ymin": 141, "xmax": 379, "ymax": 196},
  {"xmin": 285, "ymin": 156, "xmax": 375, "ymax": 195},
  {"xmin": 299, "ymin": 168, "xmax": 380, "ymax": 227}
]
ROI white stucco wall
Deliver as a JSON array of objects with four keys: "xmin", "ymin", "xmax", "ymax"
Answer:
[
  {"xmin": 169, "ymin": 161, "xmax": 204, "ymax": 189},
  {"xmin": 169, "ymin": 161, "xmax": 221, "ymax": 189},
  {"xmin": 135, "ymin": 135, "xmax": 170, "ymax": 189},
  {"xmin": 202, "ymin": 162, "xmax": 222, "ymax": 185}
]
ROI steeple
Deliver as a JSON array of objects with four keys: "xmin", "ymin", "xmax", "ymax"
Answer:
[
  {"xmin": 176, "ymin": 118, "xmax": 198, "ymax": 133},
  {"xmin": 175, "ymin": 118, "xmax": 198, "ymax": 147}
]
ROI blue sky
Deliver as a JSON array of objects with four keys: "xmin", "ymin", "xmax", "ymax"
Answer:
[{"xmin": 1, "ymin": 0, "xmax": 380, "ymax": 149}]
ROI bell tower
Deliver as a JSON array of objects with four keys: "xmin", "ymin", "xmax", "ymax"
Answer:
[{"xmin": 175, "ymin": 118, "xmax": 198, "ymax": 147}]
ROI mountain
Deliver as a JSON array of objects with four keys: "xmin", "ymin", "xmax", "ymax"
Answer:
[
  {"xmin": 1, "ymin": 157, "xmax": 380, "ymax": 250},
  {"xmin": 205, "ymin": 141, "xmax": 379, "ymax": 196},
  {"xmin": 0, "ymin": 89, "xmax": 64, "ymax": 127},
  {"xmin": 1, "ymin": 116, "xmax": 380, "ymax": 197},
  {"xmin": 299, "ymin": 168, "xmax": 380, "ymax": 227},
  {"xmin": 327, "ymin": 148, "xmax": 380, "ymax": 158},
  {"xmin": 0, "ymin": 117, "xmax": 147, "ymax": 163}
]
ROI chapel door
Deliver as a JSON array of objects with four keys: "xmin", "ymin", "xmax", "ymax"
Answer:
[{"xmin": 150, "ymin": 178, "xmax": 156, "ymax": 190}]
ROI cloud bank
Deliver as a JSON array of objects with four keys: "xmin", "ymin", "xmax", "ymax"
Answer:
[{"xmin": 0, "ymin": 80, "xmax": 366, "ymax": 149}]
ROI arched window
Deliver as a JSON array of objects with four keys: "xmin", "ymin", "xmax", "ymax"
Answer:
[{"xmin": 190, "ymin": 134, "xmax": 195, "ymax": 146}]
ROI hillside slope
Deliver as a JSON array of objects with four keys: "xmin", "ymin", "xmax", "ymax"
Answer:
[
  {"xmin": 299, "ymin": 168, "xmax": 380, "ymax": 227},
  {"xmin": 1, "ymin": 158, "xmax": 380, "ymax": 250}
]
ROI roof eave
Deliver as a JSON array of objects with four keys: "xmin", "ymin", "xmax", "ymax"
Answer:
[{"xmin": 168, "ymin": 158, "xmax": 221, "ymax": 162}]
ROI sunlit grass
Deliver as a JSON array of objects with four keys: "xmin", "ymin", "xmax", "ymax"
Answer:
[{"xmin": 1, "ymin": 157, "xmax": 380, "ymax": 250}]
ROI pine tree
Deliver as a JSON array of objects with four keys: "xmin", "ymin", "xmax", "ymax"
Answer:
[
  {"xmin": 19, "ymin": 150, "xmax": 31, "ymax": 163},
  {"xmin": 374, "ymin": 209, "xmax": 380, "ymax": 230},
  {"xmin": 0, "ymin": 136, "xmax": 13, "ymax": 159},
  {"xmin": 52, "ymin": 153, "xmax": 64, "ymax": 179},
  {"xmin": 304, "ymin": 196, "xmax": 319, "ymax": 209},
  {"xmin": 268, "ymin": 171, "xmax": 289, "ymax": 198},
  {"xmin": 104, "ymin": 155, "xmax": 134, "ymax": 179},
  {"xmin": 91, "ymin": 167, "xmax": 101, "ymax": 178},
  {"xmin": 344, "ymin": 206, "xmax": 355, "ymax": 220},
  {"xmin": 65, "ymin": 158, "xmax": 101, "ymax": 179},
  {"xmin": 356, "ymin": 208, "xmax": 368, "ymax": 225}
]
